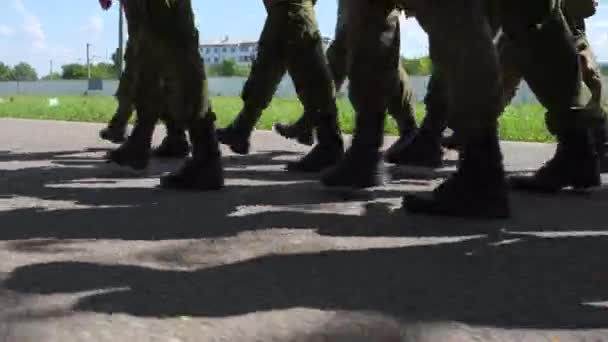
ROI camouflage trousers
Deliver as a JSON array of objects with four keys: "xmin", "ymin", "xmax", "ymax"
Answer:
[
  {"xmin": 345, "ymin": 0, "xmax": 502, "ymax": 145},
  {"xmin": 240, "ymin": 0, "xmax": 335, "ymax": 120},
  {"xmin": 497, "ymin": 0, "xmax": 604, "ymax": 134},
  {"xmin": 574, "ymin": 34, "xmax": 605, "ymax": 112},
  {"xmin": 328, "ymin": 0, "xmax": 417, "ymax": 134},
  {"xmin": 108, "ymin": 38, "xmax": 185, "ymax": 135},
  {"xmin": 414, "ymin": 0, "xmax": 604, "ymax": 139},
  {"xmin": 127, "ymin": 0, "xmax": 211, "ymax": 130}
]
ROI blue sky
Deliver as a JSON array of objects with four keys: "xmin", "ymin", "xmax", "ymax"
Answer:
[{"xmin": 0, "ymin": 0, "xmax": 607, "ymax": 76}]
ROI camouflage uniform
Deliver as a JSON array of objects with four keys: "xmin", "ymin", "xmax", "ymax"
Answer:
[
  {"xmin": 275, "ymin": 0, "xmax": 418, "ymax": 158},
  {"xmin": 100, "ymin": 1, "xmax": 190, "ymax": 159},
  {"xmin": 385, "ymin": 0, "xmax": 501, "ymax": 168},
  {"xmin": 107, "ymin": 0, "xmax": 223, "ymax": 190},
  {"xmin": 383, "ymin": 0, "xmax": 604, "ymax": 200},
  {"xmin": 217, "ymin": 0, "xmax": 343, "ymax": 172},
  {"xmin": 321, "ymin": 0, "xmax": 507, "ymax": 219},
  {"xmin": 497, "ymin": 0, "xmax": 604, "ymax": 192},
  {"xmin": 325, "ymin": 0, "xmax": 606, "ymax": 217}
]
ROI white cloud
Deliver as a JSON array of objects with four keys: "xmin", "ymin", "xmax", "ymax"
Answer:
[
  {"xmin": 0, "ymin": 25, "xmax": 15, "ymax": 37},
  {"xmin": 13, "ymin": 0, "xmax": 46, "ymax": 49}
]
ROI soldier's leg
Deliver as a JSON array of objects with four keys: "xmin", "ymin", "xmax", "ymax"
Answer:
[
  {"xmin": 217, "ymin": 3, "xmax": 289, "ymax": 155},
  {"xmin": 106, "ymin": 69, "xmax": 160, "ymax": 173},
  {"xmin": 388, "ymin": 64, "xmax": 418, "ymax": 134},
  {"xmin": 576, "ymin": 35, "xmax": 605, "ymax": 112},
  {"xmin": 160, "ymin": 12, "xmax": 223, "ymax": 190},
  {"xmin": 383, "ymin": 12, "xmax": 419, "ymax": 157},
  {"xmin": 574, "ymin": 34, "xmax": 608, "ymax": 171},
  {"xmin": 402, "ymin": 0, "xmax": 508, "ymax": 218},
  {"xmin": 385, "ymin": 64, "xmax": 448, "ymax": 167},
  {"xmin": 274, "ymin": 0, "xmax": 349, "ymax": 146},
  {"xmin": 280, "ymin": 0, "xmax": 344, "ymax": 173},
  {"xmin": 321, "ymin": 0, "xmax": 400, "ymax": 188},
  {"xmin": 100, "ymin": 40, "xmax": 136, "ymax": 144},
  {"xmin": 160, "ymin": 63, "xmax": 224, "ymax": 190},
  {"xmin": 506, "ymin": 2, "xmax": 603, "ymax": 192}
]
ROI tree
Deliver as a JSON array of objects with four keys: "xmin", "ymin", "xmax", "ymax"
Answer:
[
  {"xmin": 401, "ymin": 56, "xmax": 433, "ymax": 76},
  {"xmin": 0, "ymin": 62, "xmax": 13, "ymax": 81},
  {"xmin": 61, "ymin": 63, "xmax": 88, "ymax": 79},
  {"xmin": 11, "ymin": 62, "xmax": 38, "ymax": 81},
  {"xmin": 219, "ymin": 59, "xmax": 238, "ymax": 76},
  {"xmin": 41, "ymin": 72, "xmax": 62, "ymax": 80},
  {"xmin": 91, "ymin": 63, "xmax": 117, "ymax": 79},
  {"xmin": 61, "ymin": 62, "xmax": 118, "ymax": 80}
]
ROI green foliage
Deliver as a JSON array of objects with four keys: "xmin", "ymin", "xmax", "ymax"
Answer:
[
  {"xmin": 41, "ymin": 72, "xmax": 62, "ymax": 80},
  {"xmin": 0, "ymin": 95, "xmax": 554, "ymax": 143},
  {"xmin": 61, "ymin": 64, "xmax": 88, "ymax": 79},
  {"xmin": 219, "ymin": 59, "xmax": 237, "ymax": 76},
  {"xmin": 91, "ymin": 63, "xmax": 118, "ymax": 79},
  {"xmin": 11, "ymin": 62, "xmax": 38, "ymax": 81},
  {"xmin": 0, "ymin": 62, "xmax": 13, "ymax": 81},
  {"xmin": 206, "ymin": 59, "xmax": 251, "ymax": 77},
  {"xmin": 61, "ymin": 63, "xmax": 117, "ymax": 80},
  {"xmin": 401, "ymin": 56, "xmax": 433, "ymax": 76}
]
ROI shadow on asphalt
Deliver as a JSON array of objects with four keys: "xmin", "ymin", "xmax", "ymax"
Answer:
[
  {"xmin": 4, "ymin": 236, "xmax": 608, "ymax": 329},
  {"xmin": 1, "ymin": 148, "xmax": 608, "ymax": 330},
  {"xmin": 0, "ymin": 148, "xmax": 607, "ymax": 241}
]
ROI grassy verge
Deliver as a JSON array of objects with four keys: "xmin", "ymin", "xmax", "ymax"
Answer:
[{"xmin": 0, "ymin": 95, "xmax": 553, "ymax": 143}]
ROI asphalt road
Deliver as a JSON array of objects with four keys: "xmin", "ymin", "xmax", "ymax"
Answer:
[{"xmin": 0, "ymin": 118, "xmax": 607, "ymax": 342}]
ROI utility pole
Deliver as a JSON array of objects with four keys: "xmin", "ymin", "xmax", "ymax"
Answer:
[
  {"xmin": 117, "ymin": 3, "xmax": 124, "ymax": 77},
  {"xmin": 49, "ymin": 60, "xmax": 53, "ymax": 79},
  {"xmin": 86, "ymin": 43, "xmax": 91, "ymax": 79}
]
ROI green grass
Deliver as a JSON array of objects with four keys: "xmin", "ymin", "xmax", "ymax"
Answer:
[{"xmin": 0, "ymin": 95, "xmax": 553, "ymax": 143}]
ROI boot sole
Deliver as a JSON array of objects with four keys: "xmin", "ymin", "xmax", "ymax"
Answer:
[
  {"xmin": 100, "ymin": 135, "xmax": 127, "ymax": 144},
  {"xmin": 272, "ymin": 125, "xmax": 315, "ymax": 146}
]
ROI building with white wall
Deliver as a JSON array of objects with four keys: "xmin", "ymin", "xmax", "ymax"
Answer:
[
  {"xmin": 200, "ymin": 36, "xmax": 333, "ymax": 66},
  {"xmin": 200, "ymin": 37, "xmax": 258, "ymax": 66}
]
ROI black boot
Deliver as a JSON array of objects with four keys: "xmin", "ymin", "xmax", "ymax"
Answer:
[
  {"xmin": 286, "ymin": 106, "xmax": 344, "ymax": 173},
  {"xmin": 152, "ymin": 121, "xmax": 190, "ymax": 159},
  {"xmin": 100, "ymin": 103, "xmax": 132, "ymax": 143},
  {"xmin": 274, "ymin": 114, "xmax": 315, "ymax": 146},
  {"xmin": 100, "ymin": 125, "xmax": 127, "ymax": 144},
  {"xmin": 105, "ymin": 118, "xmax": 155, "ymax": 173},
  {"xmin": 321, "ymin": 111, "xmax": 385, "ymax": 189},
  {"xmin": 385, "ymin": 128, "xmax": 444, "ymax": 168},
  {"xmin": 160, "ymin": 113, "xmax": 224, "ymax": 191},
  {"xmin": 216, "ymin": 105, "xmax": 262, "ymax": 155},
  {"xmin": 403, "ymin": 132, "xmax": 510, "ymax": 219},
  {"xmin": 510, "ymin": 129, "xmax": 601, "ymax": 193},
  {"xmin": 383, "ymin": 127, "xmax": 417, "ymax": 163}
]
